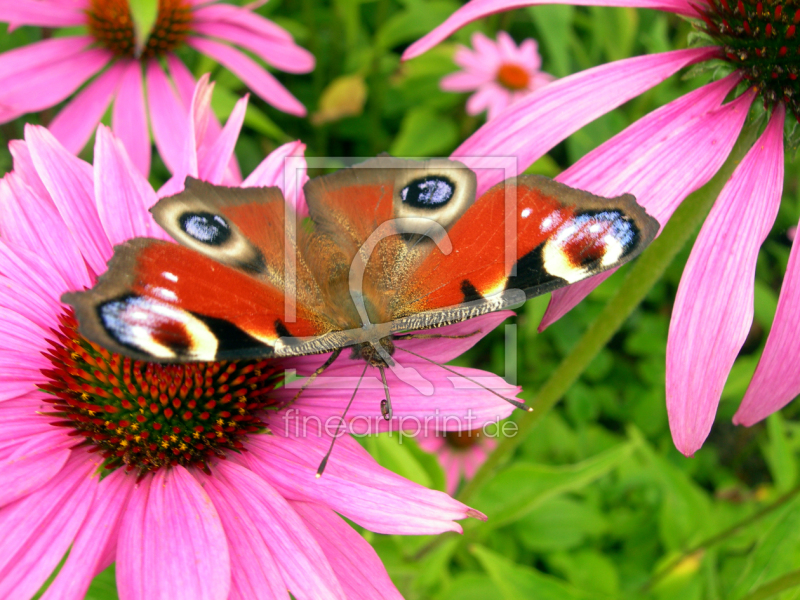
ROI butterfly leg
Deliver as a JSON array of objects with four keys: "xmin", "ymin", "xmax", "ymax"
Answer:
[
  {"xmin": 290, "ymin": 347, "xmax": 343, "ymax": 405},
  {"xmin": 394, "ymin": 331, "xmax": 481, "ymax": 341}
]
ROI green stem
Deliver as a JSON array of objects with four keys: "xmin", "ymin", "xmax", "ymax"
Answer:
[
  {"xmin": 643, "ymin": 483, "xmax": 800, "ymax": 591},
  {"xmin": 739, "ymin": 568, "xmax": 800, "ymax": 600},
  {"xmin": 457, "ymin": 118, "xmax": 761, "ymax": 505}
]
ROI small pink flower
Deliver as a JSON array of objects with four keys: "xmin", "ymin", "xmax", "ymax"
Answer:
[
  {"xmin": 408, "ymin": 0, "xmax": 797, "ymax": 455},
  {"xmin": 418, "ymin": 429, "xmax": 497, "ymax": 494},
  {"xmin": 0, "ymin": 80, "xmax": 498, "ymax": 599},
  {"xmin": 0, "ymin": 0, "xmax": 314, "ymax": 176},
  {"xmin": 441, "ymin": 31, "xmax": 554, "ymax": 120}
]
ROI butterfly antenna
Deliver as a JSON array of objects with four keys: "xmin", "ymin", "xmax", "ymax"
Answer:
[
  {"xmin": 291, "ymin": 347, "xmax": 343, "ymax": 404},
  {"xmin": 316, "ymin": 362, "xmax": 369, "ymax": 478},
  {"xmin": 379, "ymin": 366, "xmax": 393, "ymax": 420},
  {"xmin": 396, "ymin": 346, "xmax": 531, "ymax": 412}
]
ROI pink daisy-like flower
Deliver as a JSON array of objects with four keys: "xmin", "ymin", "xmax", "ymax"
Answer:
[
  {"xmin": 441, "ymin": 31, "xmax": 554, "ymax": 120},
  {"xmin": 418, "ymin": 429, "xmax": 497, "ymax": 495},
  {"xmin": 405, "ymin": 0, "xmax": 796, "ymax": 456},
  {"xmin": 0, "ymin": 0, "xmax": 314, "ymax": 176},
  {"xmin": 0, "ymin": 78, "xmax": 519, "ymax": 598}
]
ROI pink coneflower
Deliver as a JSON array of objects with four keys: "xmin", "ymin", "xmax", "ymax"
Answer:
[
  {"xmin": 418, "ymin": 429, "xmax": 497, "ymax": 494},
  {"xmin": 405, "ymin": 0, "xmax": 795, "ymax": 456},
  {"xmin": 441, "ymin": 31, "xmax": 554, "ymax": 120},
  {"xmin": 0, "ymin": 81, "xmax": 510, "ymax": 598},
  {"xmin": 0, "ymin": 0, "xmax": 313, "ymax": 176}
]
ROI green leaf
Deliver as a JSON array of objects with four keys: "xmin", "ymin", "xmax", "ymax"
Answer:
[
  {"xmin": 738, "ymin": 568, "xmax": 800, "ymax": 600},
  {"xmin": 763, "ymin": 413, "xmax": 798, "ymax": 494},
  {"xmin": 210, "ymin": 84, "xmax": 290, "ymax": 143},
  {"xmin": 389, "ymin": 107, "xmax": 458, "ymax": 157},
  {"xmin": 129, "ymin": 0, "xmax": 158, "ymax": 57},
  {"xmin": 472, "ymin": 544, "xmax": 610, "ymax": 600},
  {"xmin": 515, "ymin": 497, "xmax": 608, "ymax": 552},
  {"xmin": 471, "ymin": 441, "xmax": 636, "ymax": 528},
  {"xmin": 368, "ymin": 432, "xmax": 434, "ymax": 488},
  {"xmin": 435, "ymin": 572, "xmax": 503, "ymax": 600},
  {"xmin": 526, "ymin": 5, "xmax": 574, "ymax": 78},
  {"xmin": 86, "ymin": 565, "xmax": 120, "ymax": 600},
  {"xmin": 376, "ymin": 0, "xmax": 460, "ymax": 50}
]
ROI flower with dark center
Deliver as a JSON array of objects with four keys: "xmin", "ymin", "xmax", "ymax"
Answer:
[
  {"xmin": 405, "ymin": 0, "xmax": 796, "ymax": 456},
  {"xmin": 0, "ymin": 0, "xmax": 314, "ymax": 176},
  {"xmin": 419, "ymin": 428, "xmax": 497, "ymax": 494},
  {"xmin": 440, "ymin": 31, "xmax": 555, "ymax": 120},
  {"xmin": 39, "ymin": 312, "xmax": 280, "ymax": 476},
  {"xmin": 0, "ymin": 79, "xmax": 529, "ymax": 598}
]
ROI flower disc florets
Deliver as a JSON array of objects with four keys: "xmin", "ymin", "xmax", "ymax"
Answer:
[
  {"xmin": 496, "ymin": 63, "xmax": 531, "ymax": 90},
  {"xmin": 87, "ymin": 0, "xmax": 192, "ymax": 59},
  {"xmin": 445, "ymin": 428, "xmax": 483, "ymax": 449},
  {"xmin": 697, "ymin": 0, "xmax": 800, "ymax": 119},
  {"xmin": 39, "ymin": 311, "xmax": 282, "ymax": 475}
]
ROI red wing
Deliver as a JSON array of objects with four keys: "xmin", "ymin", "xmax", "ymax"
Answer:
[
  {"xmin": 63, "ymin": 239, "xmax": 331, "ymax": 363},
  {"xmin": 395, "ymin": 175, "xmax": 659, "ymax": 316}
]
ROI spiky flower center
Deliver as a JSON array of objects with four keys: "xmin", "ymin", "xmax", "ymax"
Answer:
[
  {"xmin": 39, "ymin": 312, "xmax": 281, "ymax": 475},
  {"xmin": 696, "ymin": 0, "xmax": 799, "ymax": 119},
  {"xmin": 86, "ymin": 0, "xmax": 192, "ymax": 59},
  {"xmin": 497, "ymin": 63, "xmax": 531, "ymax": 90},
  {"xmin": 444, "ymin": 428, "xmax": 483, "ymax": 449}
]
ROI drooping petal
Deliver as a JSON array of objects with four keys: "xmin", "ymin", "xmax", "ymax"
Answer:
[
  {"xmin": 112, "ymin": 61, "xmax": 150, "ymax": 176},
  {"xmin": 453, "ymin": 47, "xmax": 717, "ymax": 195},
  {"xmin": 146, "ymin": 60, "xmax": 190, "ymax": 174},
  {"xmin": 41, "ymin": 469, "xmax": 136, "ymax": 600},
  {"xmin": 117, "ymin": 467, "xmax": 230, "ymax": 600},
  {"xmin": 402, "ymin": 0, "xmax": 696, "ymax": 60},
  {"xmin": 0, "ymin": 173, "xmax": 92, "ymax": 291},
  {"xmin": 192, "ymin": 3, "xmax": 294, "ymax": 42},
  {"xmin": 187, "ymin": 37, "xmax": 307, "ymax": 116},
  {"xmin": 0, "ymin": 48, "xmax": 111, "ymax": 122},
  {"xmin": 49, "ymin": 62, "xmax": 125, "ymax": 154},
  {"xmin": 242, "ymin": 140, "xmax": 308, "ymax": 215},
  {"xmin": 25, "ymin": 125, "xmax": 113, "ymax": 275},
  {"xmin": 0, "ymin": 36, "xmax": 92, "ymax": 84},
  {"xmin": 0, "ymin": 0, "xmax": 87, "ymax": 26},
  {"xmin": 666, "ymin": 105, "xmax": 785, "ymax": 456},
  {"xmin": 0, "ymin": 240, "xmax": 69, "ymax": 312},
  {"xmin": 0, "ymin": 453, "xmax": 98, "ymax": 600},
  {"xmin": 8, "ymin": 140, "xmax": 49, "ymax": 200},
  {"xmin": 291, "ymin": 501, "xmax": 405, "ymax": 600},
  {"xmin": 246, "ymin": 430, "xmax": 484, "ymax": 534},
  {"xmin": 193, "ymin": 21, "xmax": 315, "ymax": 73},
  {"xmin": 199, "ymin": 471, "xmax": 289, "ymax": 600},
  {"xmin": 211, "ymin": 461, "xmax": 346, "ymax": 600},
  {"xmin": 540, "ymin": 77, "xmax": 750, "ymax": 328},
  {"xmin": 0, "ymin": 433, "xmax": 71, "ymax": 509},
  {"xmin": 93, "ymin": 125, "xmax": 162, "ymax": 244}
]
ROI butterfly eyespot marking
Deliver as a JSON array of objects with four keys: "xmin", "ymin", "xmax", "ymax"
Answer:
[
  {"xmin": 98, "ymin": 295, "xmax": 218, "ymax": 361},
  {"xmin": 179, "ymin": 212, "xmax": 231, "ymax": 246},
  {"xmin": 400, "ymin": 176, "xmax": 455, "ymax": 209},
  {"xmin": 541, "ymin": 210, "xmax": 639, "ymax": 283}
]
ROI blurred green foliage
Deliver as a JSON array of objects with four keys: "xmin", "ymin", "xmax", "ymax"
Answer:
[{"xmin": 9, "ymin": 0, "xmax": 800, "ymax": 598}]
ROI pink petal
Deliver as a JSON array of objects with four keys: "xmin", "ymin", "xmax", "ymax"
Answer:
[
  {"xmin": 736, "ymin": 221, "xmax": 800, "ymax": 424},
  {"xmin": 9, "ymin": 140, "xmax": 49, "ymax": 200},
  {"xmin": 291, "ymin": 501, "xmax": 404, "ymax": 600},
  {"xmin": 41, "ymin": 469, "xmax": 136, "ymax": 600},
  {"xmin": 0, "ymin": 36, "xmax": 92, "ymax": 82},
  {"xmin": 117, "ymin": 467, "xmax": 230, "ymax": 600},
  {"xmin": 199, "ymin": 471, "xmax": 289, "ymax": 600},
  {"xmin": 402, "ymin": 0, "xmax": 696, "ymax": 60},
  {"xmin": 0, "ymin": 453, "xmax": 98, "ymax": 600},
  {"xmin": 0, "ymin": 48, "xmax": 111, "ymax": 121},
  {"xmin": 49, "ymin": 62, "xmax": 125, "ymax": 154},
  {"xmin": 193, "ymin": 3, "xmax": 294, "ymax": 42},
  {"xmin": 165, "ymin": 54, "xmax": 197, "ymax": 106},
  {"xmin": 187, "ymin": 37, "xmax": 307, "ymax": 116},
  {"xmin": 246, "ymin": 430, "xmax": 484, "ymax": 534},
  {"xmin": 441, "ymin": 70, "xmax": 491, "ymax": 93},
  {"xmin": 540, "ymin": 76, "xmax": 750, "ymax": 328},
  {"xmin": 193, "ymin": 21, "xmax": 315, "ymax": 73},
  {"xmin": 0, "ymin": 233, "xmax": 73, "ymax": 312},
  {"xmin": 0, "ymin": 434, "xmax": 71, "ymax": 509},
  {"xmin": 211, "ymin": 461, "xmax": 346, "ymax": 600},
  {"xmin": 146, "ymin": 60, "xmax": 190, "ymax": 174},
  {"xmin": 0, "ymin": 172, "xmax": 91, "ymax": 290},
  {"xmin": 0, "ymin": 1, "xmax": 87, "ymax": 27},
  {"xmin": 94, "ymin": 125, "xmax": 161, "ymax": 244},
  {"xmin": 112, "ymin": 61, "xmax": 151, "ymax": 176},
  {"xmin": 25, "ymin": 125, "xmax": 113, "ymax": 275},
  {"xmin": 198, "ymin": 93, "xmax": 248, "ymax": 184},
  {"xmin": 453, "ymin": 47, "xmax": 717, "ymax": 195},
  {"xmin": 666, "ymin": 104, "xmax": 785, "ymax": 456},
  {"xmin": 242, "ymin": 140, "xmax": 308, "ymax": 215}
]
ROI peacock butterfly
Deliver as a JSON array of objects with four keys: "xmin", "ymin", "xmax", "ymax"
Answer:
[{"xmin": 63, "ymin": 157, "xmax": 658, "ymax": 409}]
